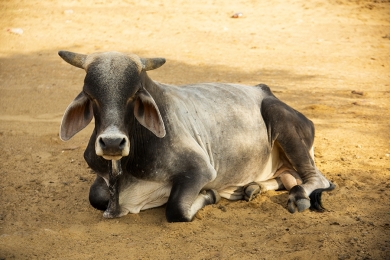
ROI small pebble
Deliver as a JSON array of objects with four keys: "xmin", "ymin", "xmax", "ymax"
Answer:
[
  {"xmin": 231, "ymin": 12, "xmax": 243, "ymax": 18},
  {"xmin": 195, "ymin": 211, "xmax": 203, "ymax": 220},
  {"xmin": 218, "ymin": 205, "xmax": 227, "ymax": 212},
  {"xmin": 8, "ymin": 28, "xmax": 23, "ymax": 35},
  {"xmin": 351, "ymin": 90, "xmax": 364, "ymax": 95}
]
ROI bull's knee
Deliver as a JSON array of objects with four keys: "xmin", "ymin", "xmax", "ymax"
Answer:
[
  {"xmin": 89, "ymin": 176, "xmax": 109, "ymax": 211},
  {"xmin": 166, "ymin": 203, "xmax": 192, "ymax": 222}
]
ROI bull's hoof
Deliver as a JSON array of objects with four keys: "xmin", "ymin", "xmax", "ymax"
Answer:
[
  {"xmin": 287, "ymin": 198, "xmax": 311, "ymax": 213},
  {"xmin": 243, "ymin": 182, "xmax": 261, "ymax": 202},
  {"xmin": 103, "ymin": 210, "xmax": 119, "ymax": 218},
  {"xmin": 103, "ymin": 211, "xmax": 115, "ymax": 218},
  {"xmin": 287, "ymin": 185, "xmax": 310, "ymax": 213},
  {"xmin": 103, "ymin": 209, "xmax": 127, "ymax": 218},
  {"xmin": 205, "ymin": 189, "xmax": 221, "ymax": 204}
]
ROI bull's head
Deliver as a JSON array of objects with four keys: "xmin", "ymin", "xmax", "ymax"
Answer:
[{"xmin": 59, "ymin": 51, "xmax": 166, "ymax": 160}]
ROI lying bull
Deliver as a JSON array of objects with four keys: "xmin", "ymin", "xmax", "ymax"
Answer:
[{"xmin": 58, "ymin": 51, "xmax": 335, "ymax": 222}]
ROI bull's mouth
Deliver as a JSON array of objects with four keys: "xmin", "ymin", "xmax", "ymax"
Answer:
[
  {"xmin": 102, "ymin": 155, "xmax": 123, "ymax": 161},
  {"xmin": 96, "ymin": 149, "xmax": 129, "ymax": 160}
]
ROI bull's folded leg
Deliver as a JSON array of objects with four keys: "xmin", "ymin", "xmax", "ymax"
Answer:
[
  {"xmin": 166, "ymin": 188, "xmax": 220, "ymax": 222},
  {"xmin": 191, "ymin": 189, "xmax": 221, "ymax": 214},
  {"xmin": 165, "ymin": 169, "xmax": 218, "ymax": 222},
  {"xmin": 243, "ymin": 182, "xmax": 261, "ymax": 201},
  {"xmin": 103, "ymin": 160, "xmax": 123, "ymax": 218},
  {"xmin": 244, "ymin": 169, "xmax": 310, "ymax": 213},
  {"xmin": 243, "ymin": 178, "xmax": 284, "ymax": 201},
  {"xmin": 89, "ymin": 176, "xmax": 109, "ymax": 211}
]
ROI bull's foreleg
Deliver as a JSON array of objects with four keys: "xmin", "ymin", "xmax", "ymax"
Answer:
[
  {"xmin": 191, "ymin": 189, "xmax": 220, "ymax": 215},
  {"xmin": 165, "ymin": 168, "xmax": 219, "ymax": 222}
]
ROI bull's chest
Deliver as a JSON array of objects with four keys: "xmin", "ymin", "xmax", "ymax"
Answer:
[{"xmin": 125, "ymin": 158, "xmax": 172, "ymax": 182}]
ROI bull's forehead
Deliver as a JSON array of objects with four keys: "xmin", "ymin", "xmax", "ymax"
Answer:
[
  {"xmin": 85, "ymin": 51, "xmax": 143, "ymax": 73},
  {"xmin": 83, "ymin": 52, "xmax": 142, "ymax": 99}
]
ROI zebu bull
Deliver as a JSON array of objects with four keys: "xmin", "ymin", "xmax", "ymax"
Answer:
[{"xmin": 58, "ymin": 51, "xmax": 335, "ymax": 222}]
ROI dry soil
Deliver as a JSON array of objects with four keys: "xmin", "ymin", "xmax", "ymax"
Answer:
[{"xmin": 0, "ymin": 0, "xmax": 389, "ymax": 259}]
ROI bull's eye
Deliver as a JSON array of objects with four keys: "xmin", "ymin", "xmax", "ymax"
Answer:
[
  {"xmin": 126, "ymin": 95, "xmax": 136, "ymax": 105},
  {"xmin": 83, "ymin": 91, "xmax": 96, "ymax": 102},
  {"xmin": 83, "ymin": 91, "xmax": 92, "ymax": 99}
]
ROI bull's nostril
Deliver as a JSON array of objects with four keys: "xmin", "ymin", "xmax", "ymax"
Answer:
[
  {"xmin": 119, "ymin": 138, "xmax": 126, "ymax": 149},
  {"xmin": 99, "ymin": 138, "xmax": 106, "ymax": 148}
]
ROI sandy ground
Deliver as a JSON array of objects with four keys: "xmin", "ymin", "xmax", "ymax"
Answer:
[{"xmin": 0, "ymin": 0, "xmax": 389, "ymax": 259}]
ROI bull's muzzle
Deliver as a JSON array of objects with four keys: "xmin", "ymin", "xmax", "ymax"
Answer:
[{"xmin": 95, "ymin": 132, "xmax": 130, "ymax": 160}]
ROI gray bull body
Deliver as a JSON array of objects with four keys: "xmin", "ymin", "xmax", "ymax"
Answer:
[{"xmin": 59, "ymin": 51, "xmax": 334, "ymax": 222}]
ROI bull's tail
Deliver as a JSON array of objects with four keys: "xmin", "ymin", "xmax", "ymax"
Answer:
[{"xmin": 309, "ymin": 181, "xmax": 336, "ymax": 211}]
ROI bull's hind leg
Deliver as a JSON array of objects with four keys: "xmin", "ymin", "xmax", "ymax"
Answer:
[
  {"xmin": 277, "ymin": 167, "xmax": 303, "ymax": 190},
  {"xmin": 243, "ymin": 168, "xmax": 302, "ymax": 201},
  {"xmin": 244, "ymin": 178, "xmax": 283, "ymax": 201},
  {"xmin": 259, "ymin": 84, "xmax": 335, "ymax": 213}
]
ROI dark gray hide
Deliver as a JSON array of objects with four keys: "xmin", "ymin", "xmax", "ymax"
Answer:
[{"xmin": 59, "ymin": 51, "xmax": 335, "ymax": 222}]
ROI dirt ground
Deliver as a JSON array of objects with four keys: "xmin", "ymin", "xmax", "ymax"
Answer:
[{"xmin": 0, "ymin": 0, "xmax": 389, "ymax": 259}]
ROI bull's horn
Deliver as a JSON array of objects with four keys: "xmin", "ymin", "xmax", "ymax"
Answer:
[
  {"xmin": 58, "ymin": 51, "xmax": 87, "ymax": 69},
  {"xmin": 140, "ymin": 58, "xmax": 166, "ymax": 71}
]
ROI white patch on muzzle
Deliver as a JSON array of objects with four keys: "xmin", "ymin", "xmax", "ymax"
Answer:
[{"xmin": 95, "ymin": 126, "xmax": 130, "ymax": 160}]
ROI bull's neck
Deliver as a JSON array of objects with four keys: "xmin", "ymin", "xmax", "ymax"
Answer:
[{"xmin": 125, "ymin": 71, "xmax": 166, "ymax": 171}]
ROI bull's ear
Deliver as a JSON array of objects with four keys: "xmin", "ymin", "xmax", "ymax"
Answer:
[
  {"xmin": 140, "ymin": 58, "xmax": 166, "ymax": 71},
  {"xmin": 60, "ymin": 92, "xmax": 93, "ymax": 141},
  {"xmin": 134, "ymin": 89, "xmax": 166, "ymax": 138}
]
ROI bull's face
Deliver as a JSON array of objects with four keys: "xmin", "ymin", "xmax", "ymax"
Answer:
[{"xmin": 59, "ymin": 51, "xmax": 166, "ymax": 160}]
